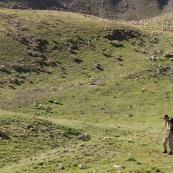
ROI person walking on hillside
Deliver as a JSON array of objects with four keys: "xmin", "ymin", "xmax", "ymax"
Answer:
[{"xmin": 163, "ymin": 115, "xmax": 173, "ymax": 155}]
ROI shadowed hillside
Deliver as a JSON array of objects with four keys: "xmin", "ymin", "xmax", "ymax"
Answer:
[{"xmin": 1, "ymin": 0, "xmax": 173, "ymax": 20}]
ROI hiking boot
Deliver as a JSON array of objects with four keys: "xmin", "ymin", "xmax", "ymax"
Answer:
[
  {"xmin": 162, "ymin": 150, "xmax": 167, "ymax": 153},
  {"xmin": 167, "ymin": 151, "xmax": 172, "ymax": 155}
]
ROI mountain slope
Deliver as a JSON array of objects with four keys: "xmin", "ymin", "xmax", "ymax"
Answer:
[
  {"xmin": 0, "ymin": 9, "xmax": 173, "ymax": 117},
  {"xmin": 0, "ymin": 9, "xmax": 173, "ymax": 172},
  {"xmin": 1, "ymin": 0, "xmax": 173, "ymax": 20}
]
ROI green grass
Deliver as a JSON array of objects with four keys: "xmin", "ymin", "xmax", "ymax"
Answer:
[{"xmin": 0, "ymin": 8, "xmax": 173, "ymax": 172}]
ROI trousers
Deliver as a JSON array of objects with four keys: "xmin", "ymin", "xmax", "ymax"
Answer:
[{"xmin": 163, "ymin": 131, "xmax": 173, "ymax": 151}]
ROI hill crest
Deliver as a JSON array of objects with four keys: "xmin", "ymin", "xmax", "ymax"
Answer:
[{"xmin": 1, "ymin": 0, "xmax": 173, "ymax": 20}]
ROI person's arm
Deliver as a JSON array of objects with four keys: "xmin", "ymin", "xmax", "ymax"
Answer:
[{"xmin": 165, "ymin": 121, "xmax": 167, "ymax": 126}]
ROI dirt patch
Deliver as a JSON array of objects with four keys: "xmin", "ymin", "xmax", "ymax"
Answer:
[{"xmin": 10, "ymin": 129, "xmax": 25, "ymax": 137}]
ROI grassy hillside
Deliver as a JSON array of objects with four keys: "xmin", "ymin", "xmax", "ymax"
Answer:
[
  {"xmin": 0, "ymin": 9, "xmax": 173, "ymax": 172},
  {"xmin": 1, "ymin": 0, "xmax": 173, "ymax": 20}
]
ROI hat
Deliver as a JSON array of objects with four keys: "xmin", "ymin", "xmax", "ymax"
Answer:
[{"xmin": 163, "ymin": 115, "xmax": 169, "ymax": 119}]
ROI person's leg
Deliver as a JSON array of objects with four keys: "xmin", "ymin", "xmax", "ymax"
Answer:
[
  {"xmin": 168, "ymin": 133, "xmax": 173, "ymax": 154},
  {"xmin": 163, "ymin": 136, "xmax": 168, "ymax": 153}
]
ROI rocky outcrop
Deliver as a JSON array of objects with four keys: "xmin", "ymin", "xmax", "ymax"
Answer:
[{"xmin": 104, "ymin": 28, "xmax": 141, "ymax": 41}]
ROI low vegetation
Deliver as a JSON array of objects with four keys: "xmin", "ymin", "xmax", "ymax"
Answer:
[{"xmin": 0, "ymin": 8, "xmax": 173, "ymax": 172}]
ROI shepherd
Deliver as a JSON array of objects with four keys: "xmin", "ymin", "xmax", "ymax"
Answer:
[{"xmin": 163, "ymin": 115, "xmax": 173, "ymax": 155}]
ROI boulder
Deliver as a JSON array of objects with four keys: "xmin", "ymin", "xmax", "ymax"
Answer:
[
  {"xmin": 78, "ymin": 164, "xmax": 86, "ymax": 169},
  {"xmin": 79, "ymin": 133, "xmax": 91, "ymax": 141},
  {"xmin": 58, "ymin": 163, "xmax": 64, "ymax": 169},
  {"xmin": 0, "ymin": 131, "xmax": 10, "ymax": 139}
]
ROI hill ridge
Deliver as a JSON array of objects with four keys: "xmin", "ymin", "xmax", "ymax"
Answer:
[{"xmin": 1, "ymin": 0, "xmax": 173, "ymax": 20}]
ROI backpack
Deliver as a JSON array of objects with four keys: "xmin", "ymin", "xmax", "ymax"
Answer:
[{"xmin": 169, "ymin": 117, "xmax": 173, "ymax": 131}]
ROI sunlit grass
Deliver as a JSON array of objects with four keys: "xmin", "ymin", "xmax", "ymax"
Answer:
[{"xmin": 0, "ymin": 9, "xmax": 173, "ymax": 172}]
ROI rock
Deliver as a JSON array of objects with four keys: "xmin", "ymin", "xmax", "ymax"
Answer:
[
  {"xmin": 103, "ymin": 136, "xmax": 111, "ymax": 140},
  {"xmin": 157, "ymin": 65, "xmax": 169, "ymax": 74},
  {"xmin": 78, "ymin": 164, "xmax": 86, "ymax": 169},
  {"xmin": 79, "ymin": 133, "xmax": 91, "ymax": 141},
  {"xmin": 113, "ymin": 164, "xmax": 125, "ymax": 169},
  {"xmin": 128, "ymin": 105, "xmax": 133, "ymax": 109},
  {"xmin": 142, "ymin": 88, "xmax": 147, "ymax": 92},
  {"xmin": 148, "ymin": 56, "xmax": 157, "ymax": 61},
  {"xmin": 128, "ymin": 139, "xmax": 134, "ymax": 143},
  {"xmin": 37, "ymin": 162, "xmax": 44, "ymax": 166},
  {"xmin": 72, "ymin": 144, "xmax": 76, "ymax": 148},
  {"xmin": 44, "ymin": 127, "xmax": 50, "ymax": 131},
  {"xmin": 127, "ymin": 114, "xmax": 133, "ymax": 117},
  {"xmin": 0, "ymin": 131, "xmax": 10, "ymax": 139},
  {"xmin": 70, "ymin": 55, "xmax": 78, "ymax": 61},
  {"xmin": 164, "ymin": 53, "xmax": 173, "ymax": 58},
  {"xmin": 58, "ymin": 163, "xmax": 64, "ymax": 169},
  {"xmin": 115, "ymin": 55, "xmax": 124, "ymax": 61},
  {"xmin": 0, "ymin": 65, "xmax": 6, "ymax": 72},
  {"xmin": 50, "ymin": 87, "xmax": 57, "ymax": 91},
  {"xmin": 26, "ymin": 124, "xmax": 34, "ymax": 129}
]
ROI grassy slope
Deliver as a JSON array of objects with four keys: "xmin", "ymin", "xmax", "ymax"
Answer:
[{"xmin": 0, "ymin": 9, "xmax": 173, "ymax": 172}]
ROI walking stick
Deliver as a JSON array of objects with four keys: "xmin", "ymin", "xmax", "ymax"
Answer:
[{"xmin": 150, "ymin": 125, "xmax": 165, "ymax": 154}]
